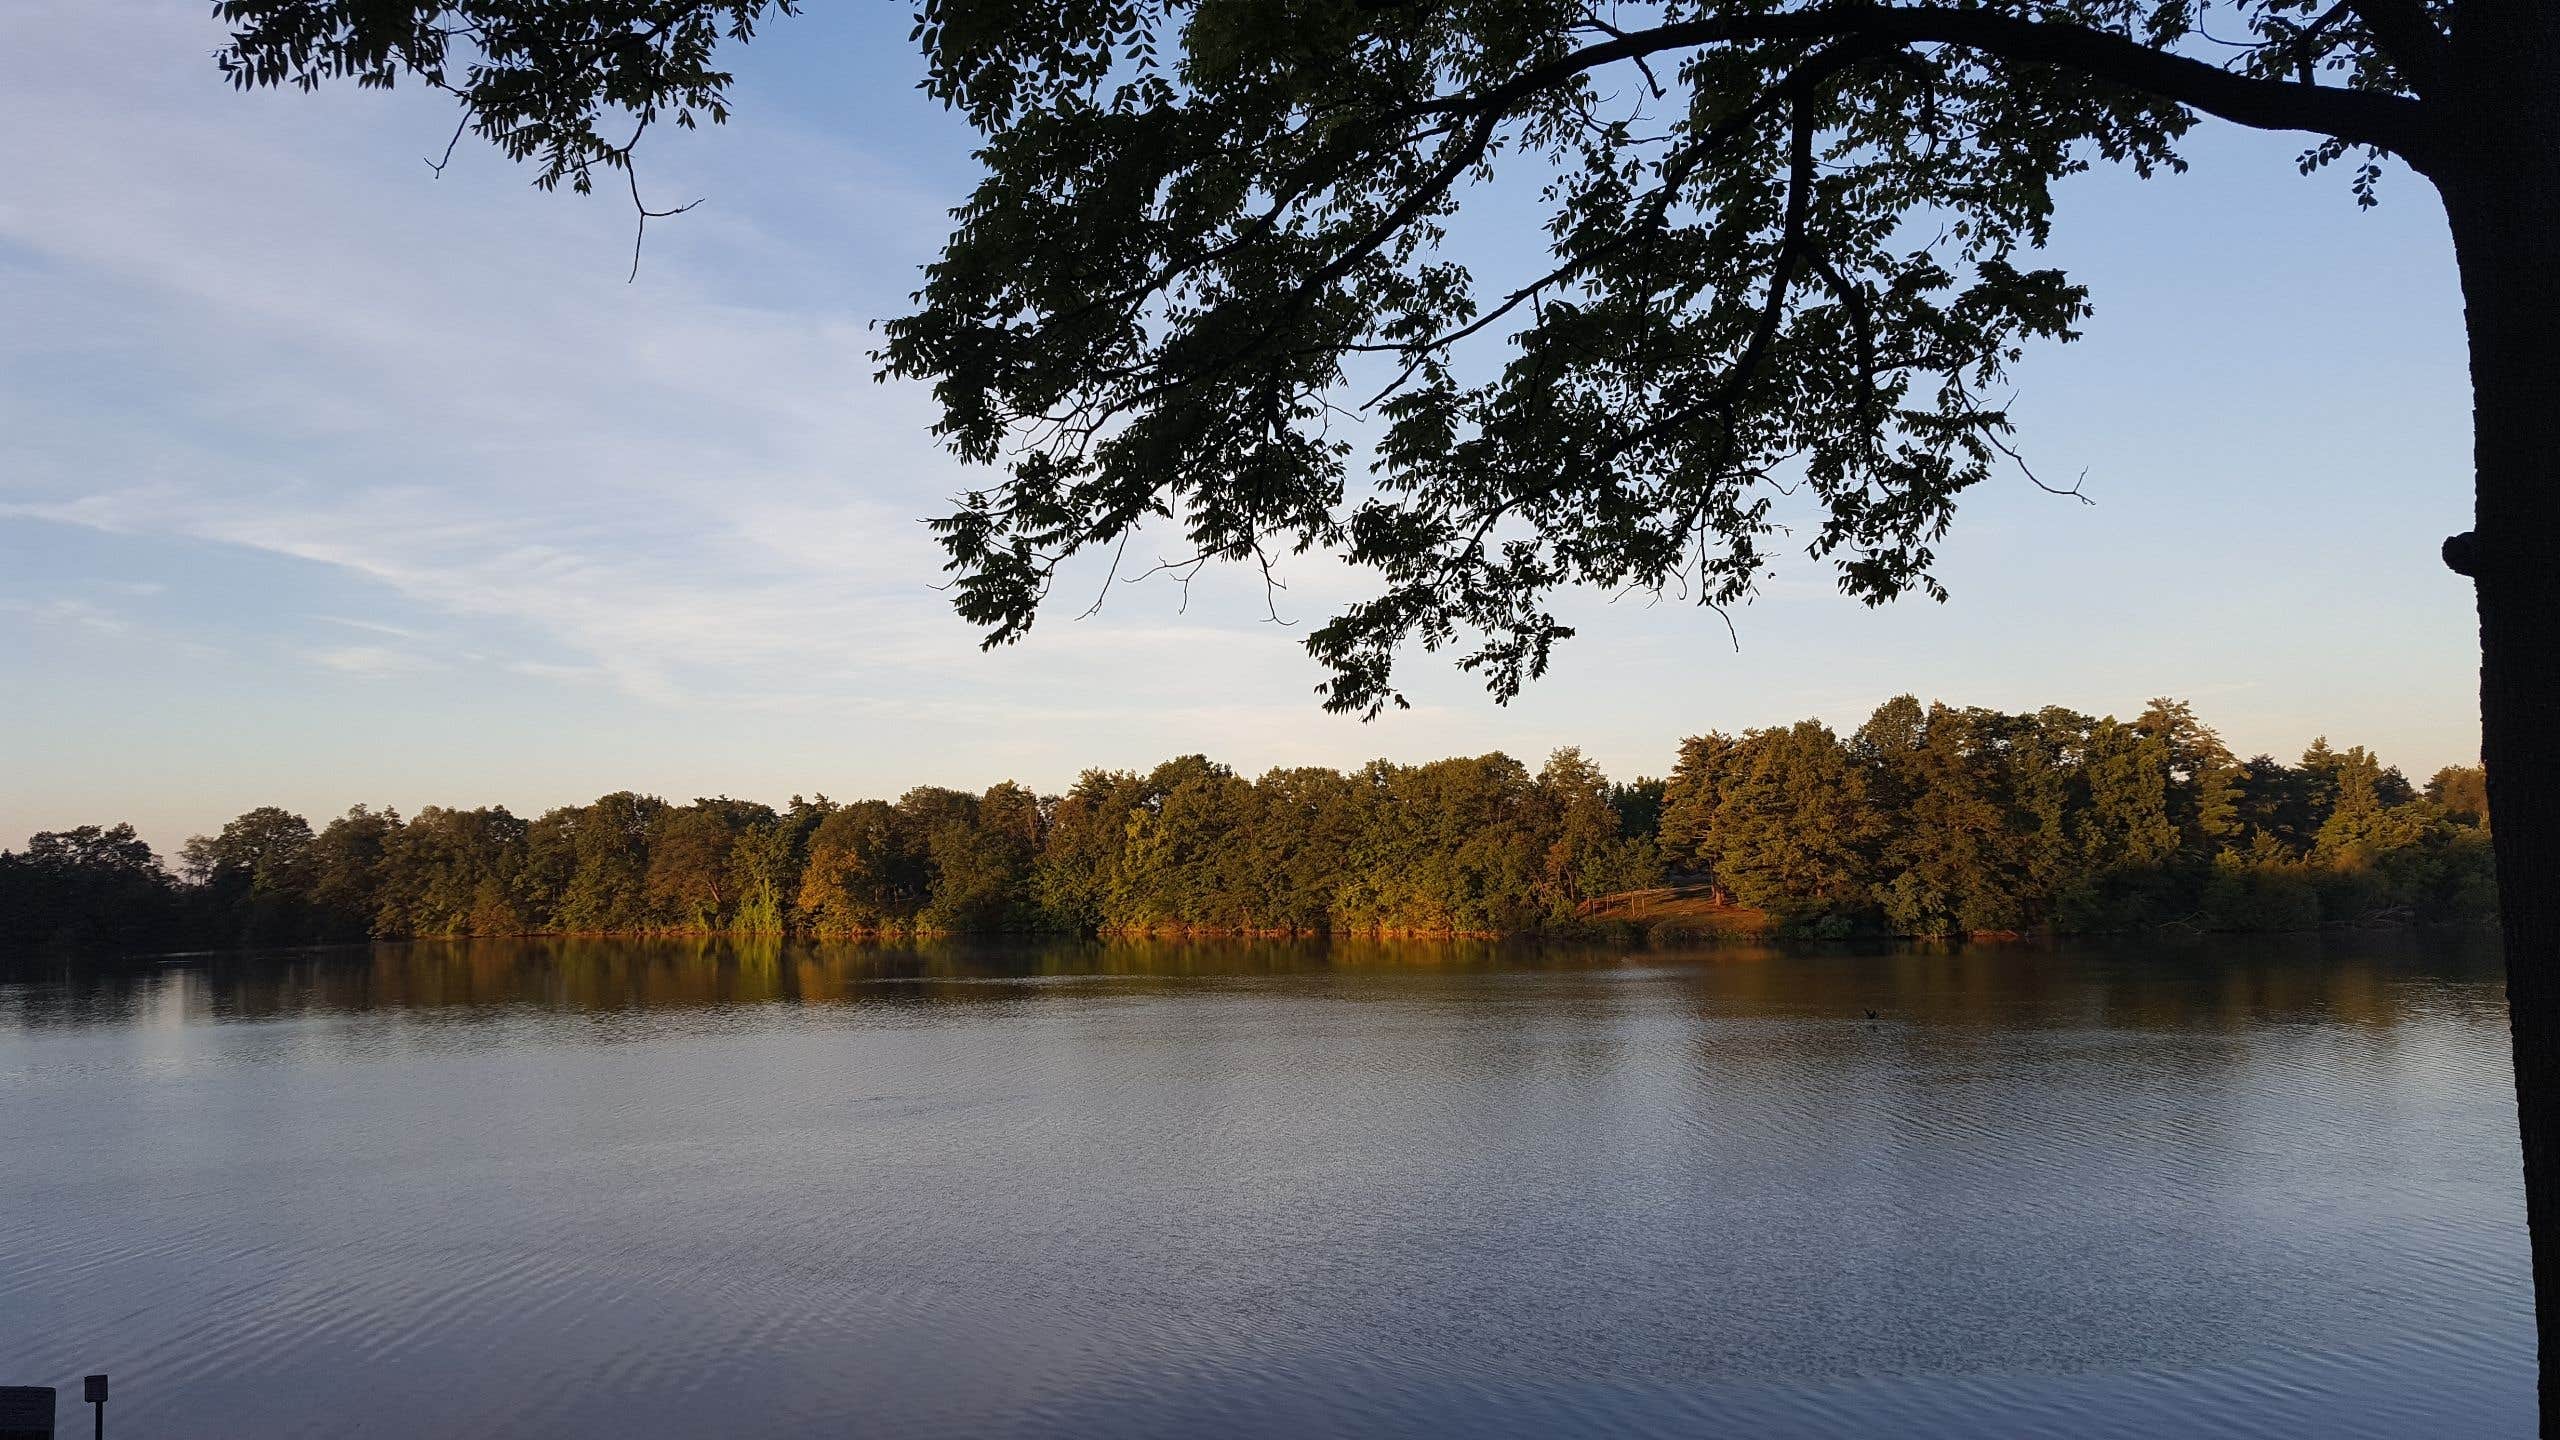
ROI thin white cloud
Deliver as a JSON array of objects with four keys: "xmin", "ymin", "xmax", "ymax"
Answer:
[
  {"xmin": 304, "ymin": 644, "xmax": 441, "ymax": 680},
  {"xmin": 2, "ymin": 597, "xmax": 131, "ymax": 635},
  {"xmin": 318, "ymin": 616, "xmax": 433, "ymax": 641},
  {"xmin": 0, "ymin": 3, "xmax": 1303, "ymax": 722}
]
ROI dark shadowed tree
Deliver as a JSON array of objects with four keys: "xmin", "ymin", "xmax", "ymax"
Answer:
[
  {"xmin": 954, "ymin": 780, "xmax": 1046, "ymax": 928},
  {"xmin": 310, "ymin": 804, "xmax": 402, "ymax": 939},
  {"xmin": 182, "ymin": 806, "xmax": 315, "ymax": 891},
  {"xmin": 377, "ymin": 805, "xmax": 529, "ymax": 937},
  {"xmin": 2235, "ymin": 750, "xmax": 2323, "ymax": 853},
  {"xmin": 892, "ymin": 785, "xmax": 1023, "ymax": 929},
  {"xmin": 2058, "ymin": 716, "xmax": 2185, "ymax": 928},
  {"xmin": 1608, "ymin": 775, "xmax": 1666, "ymax": 843},
  {"xmin": 0, "ymin": 824, "xmax": 179, "ymax": 954},
  {"xmin": 183, "ymin": 806, "xmax": 319, "ymax": 943},
  {"xmin": 208, "ymin": 0, "xmax": 2560, "ymax": 1417}
]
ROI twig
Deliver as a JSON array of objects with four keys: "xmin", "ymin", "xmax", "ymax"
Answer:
[{"xmin": 626, "ymin": 165, "xmax": 703, "ymax": 283}]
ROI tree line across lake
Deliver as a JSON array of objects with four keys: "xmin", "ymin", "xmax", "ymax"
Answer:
[{"xmin": 1, "ymin": 697, "xmax": 2493, "ymax": 956}]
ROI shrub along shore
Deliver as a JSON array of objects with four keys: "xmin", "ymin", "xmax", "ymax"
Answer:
[{"xmin": 2, "ymin": 697, "xmax": 2492, "ymax": 957}]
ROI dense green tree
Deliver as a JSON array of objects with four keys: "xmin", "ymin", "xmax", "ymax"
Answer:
[
  {"xmin": 2200, "ymin": 831, "xmax": 2325, "ymax": 932},
  {"xmin": 1354, "ymin": 754, "xmax": 1552, "ymax": 933},
  {"xmin": 727, "ymin": 817, "xmax": 800, "ymax": 934},
  {"xmin": 1861, "ymin": 701, "xmax": 2033, "ymax": 935},
  {"xmin": 1112, "ymin": 757, "xmax": 1257, "ymax": 929},
  {"xmin": 2429, "ymin": 827, "xmax": 2503, "ymax": 922},
  {"xmin": 519, "ymin": 807, "xmax": 581, "ymax": 928},
  {"xmin": 377, "ymin": 806, "xmax": 530, "ymax": 937},
  {"xmin": 1695, "ymin": 721, "xmax": 1880, "ymax": 925},
  {"xmin": 2002, "ymin": 706, "xmax": 2096, "ymax": 899},
  {"xmin": 2056, "ymin": 717, "xmax": 2186, "ymax": 929},
  {"xmin": 797, "ymin": 799, "xmax": 927, "ymax": 931},
  {"xmin": 645, "ymin": 798, "xmax": 775, "ymax": 929},
  {"xmin": 310, "ymin": 805, "xmax": 401, "ymax": 940},
  {"xmin": 1534, "ymin": 747, "xmax": 1662, "ymax": 915},
  {"xmin": 929, "ymin": 781, "xmax": 1043, "ymax": 930},
  {"xmin": 1658, "ymin": 731, "xmax": 1742, "ymax": 886},
  {"xmin": 182, "ymin": 805, "xmax": 318, "ymax": 943},
  {"xmin": 2315, "ymin": 745, "xmax": 2437, "ymax": 861},
  {"xmin": 1032, "ymin": 770, "xmax": 1146, "ymax": 932},
  {"xmin": 2139, "ymin": 697, "xmax": 2245, "ymax": 854},
  {"xmin": 883, "ymin": 786, "xmax": 1028, "ymax": 932},
  {"xmin": 1608, "ymin": 777, "xmax": 1666, "ymax": 843},
  {"xmin": 541, "ymin": 791, "xmax": 668, "ymax": 931},
  {"xmin": 2431, "ymin": 763, "xmax": 2492, "ymax": 828},
  {"xmin": 1237, "ymin": 766, "xmax": 1371, "ymax": 931}
]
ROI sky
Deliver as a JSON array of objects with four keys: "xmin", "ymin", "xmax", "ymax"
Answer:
[{"xmin": 0, "ymin": 2, "xmax": 2482, "ymax": 855}]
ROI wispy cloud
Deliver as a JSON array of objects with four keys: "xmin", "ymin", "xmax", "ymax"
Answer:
[
  {"xmin": 304, "ymin": 644, "xmax": 441, "ymax": 680},
  {"xmin": 318, "ymin": 616, "xmax": 432, "ymax": 642},
  {"xmin": 0, "ymin": 3, "xmax": 1288, "ymax": 722},
  {"xmin": 3, "ymin": 597, "xmax": 131, "ymax": 635}
]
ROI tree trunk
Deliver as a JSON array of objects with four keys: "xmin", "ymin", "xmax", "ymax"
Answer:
[{"xmin": 2442, "ymin": 4, "xmax": 2560, "ymax": 1430}]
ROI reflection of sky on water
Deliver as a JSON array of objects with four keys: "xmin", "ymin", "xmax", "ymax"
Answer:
[{"xmin": 0, "ymin": 933, "xmax": 2527, "ymax": 1438}]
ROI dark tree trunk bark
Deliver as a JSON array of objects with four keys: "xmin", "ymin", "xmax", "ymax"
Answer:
[{"xmin": 2441, "ymin": 3, "xmax": 2560, "ymax": 1431}]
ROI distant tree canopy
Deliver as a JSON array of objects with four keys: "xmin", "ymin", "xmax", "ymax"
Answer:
[
  {"xmin": 1656, "ymin": 698, "xmax": 2492, "ymax": 935},
  {"xmin": 0, "ymin": 824, "xmax": 175, "ymax": 957},
  {"xmin": 1, "ymin": 698, "xmax": 2490, "ymax": 955}
]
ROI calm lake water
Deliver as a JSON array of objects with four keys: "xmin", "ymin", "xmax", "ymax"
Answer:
[{"xmin": 0, "ymin": 934, "xmax": 2533, "ymax": 1437}]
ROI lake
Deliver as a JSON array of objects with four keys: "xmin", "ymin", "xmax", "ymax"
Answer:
[{"xmin": 0, "ymin": 933, "xmax": 2533, "ymax": 1437}]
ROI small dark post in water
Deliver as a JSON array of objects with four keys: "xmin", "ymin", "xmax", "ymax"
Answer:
[
  {"xmin": 0, "ymin": 1386, "xmax": 56, "ymax": 1440},
  {"xmin": 80, "ymin": 1378, "xmax": 103, "ymax": 1440}
]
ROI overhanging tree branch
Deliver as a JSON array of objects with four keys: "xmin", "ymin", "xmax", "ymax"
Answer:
[
  {"xmin": 2342, "ymin": 0, "xmax": 2453, "ymax": 95},
  {"xmin": 1424, "ymin": 5, "xmax": 2438, "ymax": 167}
]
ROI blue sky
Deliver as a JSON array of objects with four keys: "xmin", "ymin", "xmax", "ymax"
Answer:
[{"xmin": 1, "ymin": 2, "xmax": 2480, "ymax": 854}]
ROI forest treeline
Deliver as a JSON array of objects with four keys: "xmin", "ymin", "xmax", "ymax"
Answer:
[{"xmin": 0, "ymin": 697, "xmax": 2493, "ymax": 956}]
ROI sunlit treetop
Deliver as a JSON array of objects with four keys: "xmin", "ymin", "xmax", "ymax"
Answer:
[{"xmin": 214, "ymin": 0, "xmax": 2447, "ymax": 713}]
